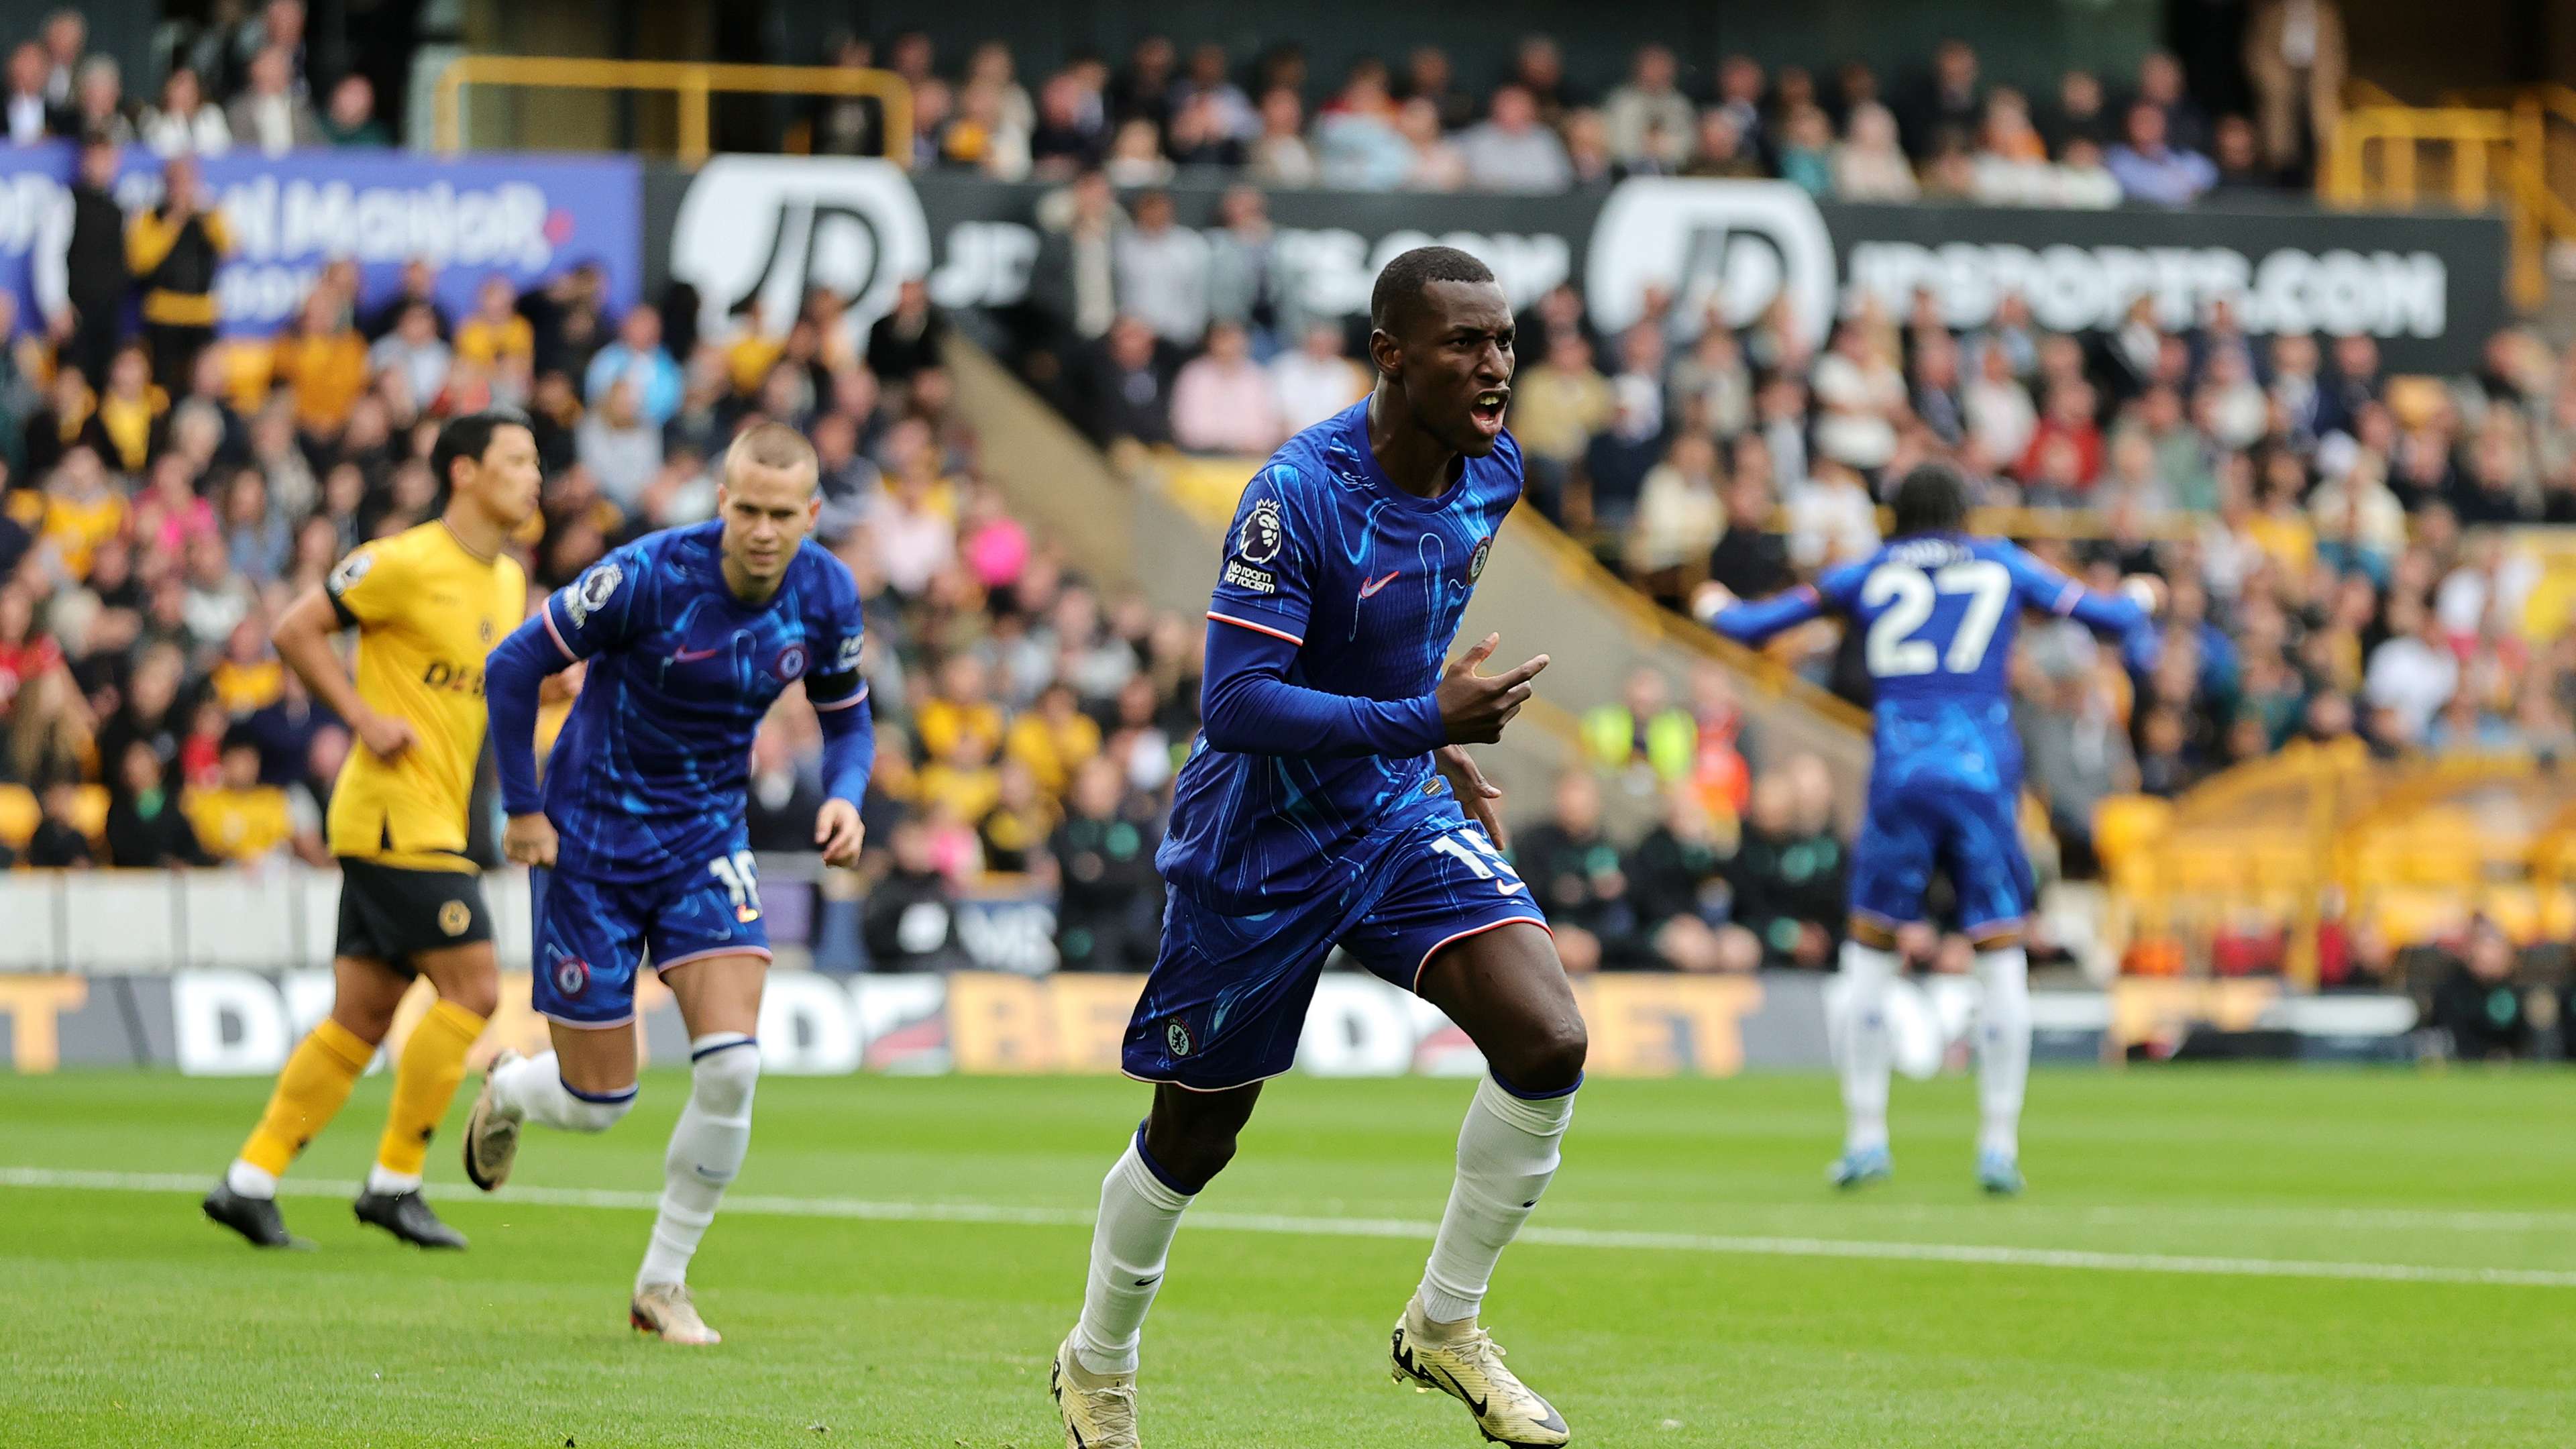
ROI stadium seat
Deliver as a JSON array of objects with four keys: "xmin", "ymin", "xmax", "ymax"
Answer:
[
  {"xmin": 70, "ymin": 785, "xmax": 109, "ymax": 843},
  {"xmin": 0, "ymin": 784, "xmax": 37, "ymax": 849}
]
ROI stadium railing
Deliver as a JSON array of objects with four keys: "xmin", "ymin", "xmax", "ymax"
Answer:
[
  {"xmin": 431, "ymin": 56, "xmax": 913, "ymax": 164},
  {"xmin": 2322, "ymin": 85, "xmax": 2576, "ymax": 309},
  {"xmin": 2095, "ymin": 745, "xmax": 2576, "ymax": 981}
]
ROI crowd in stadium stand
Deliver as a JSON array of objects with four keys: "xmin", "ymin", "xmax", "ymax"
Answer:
[
  {"xmin": 816, "ymin": 25, "xmax": 2343, "ymax": 205},
  {"xmin": 1, "ymin": 3, "xmax": 394, "ymax": 158}
]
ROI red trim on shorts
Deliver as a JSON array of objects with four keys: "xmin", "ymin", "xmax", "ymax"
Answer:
[
  {"xmin": 1411, "ymin": 916, "xmax": 1554, "ymax": 994},
  {"xmin": 653, "ymin": 945, "xmax": 775, "ymax": 975}
]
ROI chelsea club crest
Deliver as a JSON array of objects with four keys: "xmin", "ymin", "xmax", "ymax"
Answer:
[{"xmin": 1468, "ymin": 535, "xmax": 1493, "ymax": 582}]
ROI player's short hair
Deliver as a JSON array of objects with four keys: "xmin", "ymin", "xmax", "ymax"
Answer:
[
  {"xmin": 726, "ymin": 421, "xmax": 821, "ymax": 490},
  {"xmin": 431, "ymin": 410, "xmax": 529, "ymax": 492},
  {"xmin": 1890, "ymin": 463, "xmax": 1969, "ymax": 537},
  {"xmin": 1370, "ymin": 246, "xmax": 1497, "ymax": 337}
]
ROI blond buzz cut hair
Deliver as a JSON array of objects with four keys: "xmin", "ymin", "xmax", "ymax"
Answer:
[{"xmin": 726, "ymin": 421, "xmax": 821, "ymax": 489}]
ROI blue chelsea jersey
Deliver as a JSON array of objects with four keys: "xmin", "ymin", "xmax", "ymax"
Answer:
[
  {"xmin": 1157, "ymin": 399, "xmax": 1522, "ymax": 912},
  {"xmin": 537, "ymin": 521, "xmax": 867, "ymax": 883},
  {"xmin": 1815, "ymin": 533, "xmax": 2099, "ymax": 800}
]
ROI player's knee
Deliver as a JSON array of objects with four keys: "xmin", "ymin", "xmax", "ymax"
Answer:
[
  {"xmin": 439, "ymin": 974, "xmax": 500, "ymax": 1020},
  {"xmin": 1497, "ymin": 1016, "xmax": 1589, "ymax": 1097},
  {"xmin": 690, "ymin": 1039, "xmax": 759, "ymax": 1117}
]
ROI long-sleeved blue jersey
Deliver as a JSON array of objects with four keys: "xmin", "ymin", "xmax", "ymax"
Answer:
[
  {"xmin": 1713, "ymin": 533, "xmax": 2156, "ymax": 802},
  {"xmin": 1157, "ymin": 398, "xmax": 1521, "ymax": 914},
  {"xmin": 485, "ymin": 521, "xmax": 874, "ymax": 885}
]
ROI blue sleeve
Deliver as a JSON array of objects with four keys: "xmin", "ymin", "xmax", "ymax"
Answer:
[
  {"xmin": 816, "ymin": 693, "xmax": 875, "ymax": 805},
  {"xmin": 1203, "ymin": 463, "xmax": 1315, "ymax": 647},
  {"xmin": 1708, "ymin": 585, "xmax": 1827, "ymax": 645},
  {"xmin": 486, "ymin": 615, "xmax": 568, "ymax": 816},
  {"xmin": 805, "ymin": 564, "xmax": 873, "ymax": 804},
  {"xmin": 2001, "ymin": 544, "xmax": 2160, "ymax": 670},
  {"xmin": 1200, "ymin": 616, "xmax": 1446, "ymax": 758}
]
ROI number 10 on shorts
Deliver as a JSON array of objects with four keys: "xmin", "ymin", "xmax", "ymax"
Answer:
[{"xmin": 708, "ymin": 849, "xmax": 762, "ymax": 923}]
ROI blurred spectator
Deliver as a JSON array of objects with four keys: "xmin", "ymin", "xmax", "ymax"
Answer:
[
  {"xmin": 184, "ymin": 728, "xmax": 299, "ymax": 861},
  {"xmin": 1456, "ymin": 85, "xmax": 1572, "ymax": 193},
  {"xmin": 129, "ymin": 154, "xmax": 231, "ymax": 393},
  {"xmin": 1626, "ymin": 431, "xmax": 1725, "ymax": 595},
  {"xmin": 2106, "ymin": 103, "xmax": 2216, "ymax": 207},
  {"xmin": 25, "ymin": 780, "xmax": 94, "ymax": 867},
  {"xmin": 1397, "ymin": 98, "xmax": 1468, "ymax": 191},
  {"xmin": 1603, "ymin": 44, "xmax": 1693, "ymax": 171},
  {"xmin": 105, "ymin": 736, "xmax": 209, "ymax": 866},
  {"xmin": 56, "ymin": 135, "xmax": 128, "ymax": 389},
  {"xmin": 2245, "ymin": 0, "xmax": 2347, "ymax": 178},
  {"xmin": 1170, "ymin": 320, "xmax": 1283, "ymax": 455},
  {"xmin": 68, "ymin": 56, "xmax": 131, "ymax": 145},
  {"xmin": 1514, "ymin": 770, "xmax": 1636, "ymax": 971},
  {"xmin": 1896, "ymin": 38, "xmax": 1982, "ymax": 160},
  {"xmin": 866, "ymin": 278, "xmax": 947, "ymax": 384},
  {"xmin": 810, "ymin": 36, "xmax": 887, "ymax": 158},
  {"xmin": 2043, "ymin": 69, "xmax": 2112, "ymax": 154},
  {"xmin": 1112, "ymin": 191, "xmax": 1210, "ymax": 345},
  {"xmin": 268, "ymin": 290, "xmax": 367, "ymax": 439},
  {"xmin": 1051, "ymin": 756, "xmax": 1160, "ymax": 970},
  {"xmin": 863, "ymin": 818, "xmax": 967, "ymax": 971},
  {"xmin": 1681, "ymin": 109, "xmax": 1762, "ymax": 180},
  {"xmin": 5, "ymin": 42, "xmax": 67, "ymax": 144},
  {"xmin": 1727, "ymin": 767, "xmax": 1843, "ymax": 967},
  {"xmin": 2430, "ymin": 920, "xmax": 2532, "ymax": 1059},
  {"xmin": 584, "ymin": 304, "xmax": 682, "ymax": 427},
  {"xmin": 319, "ymin": 73, "xmax": 391, "ymax": 148},
  {"xmin": 226, "ymin": 46, "xmax": 318, "ymax": 155},
  {"xmin": 1246, "ymin": 87, "xmax": 1318, "ymax": 187},
  {"xmin": 1581, "ymin": 668, "xmax": 1696, "ymax": 787},
  {"xmin": 140, "ymin": 66, "xmax": 229, "ymax": 156},
  {"xmin": 1073, "ymin": 316, "xmax": 1175, "ymax": 448}
]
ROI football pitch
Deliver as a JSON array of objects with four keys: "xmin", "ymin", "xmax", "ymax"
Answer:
[{"xmin": 2, "ymin": 1067, "xmax": 2571, "ymax": 1447}]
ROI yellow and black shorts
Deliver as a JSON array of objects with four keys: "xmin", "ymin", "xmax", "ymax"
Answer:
[{"xmin": 333, "ymin": 858, "xmax": 493, "ymax": 970}]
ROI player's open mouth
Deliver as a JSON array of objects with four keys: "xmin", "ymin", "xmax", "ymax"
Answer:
[{"xmin": 1469, "ymin": 388, "xmax": 1509, "ymax": 433}]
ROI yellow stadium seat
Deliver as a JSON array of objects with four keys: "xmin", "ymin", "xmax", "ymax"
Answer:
[
  {"xmin": 2371, "ymin": 888, "xmax": 2467, "ymax": 947},
  {"xmin": 0, "ymin": 784, "xmax": 36, "ymax": 849},
  {"xmin": 70, "ymin": 784, "xmax": 109, "ymax": 842},
  {"xmin": 2479, "ymin": 885, "xmax": 2544, "ymax": 943},
  {"xmin": 2091, "ymin": 795, "xmax": 2171, "ymax": 874}
]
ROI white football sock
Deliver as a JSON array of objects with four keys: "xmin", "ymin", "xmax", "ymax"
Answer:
[
  {"xmin": 364, "ymin": 1165, "xmax": 423, "ymax": 1195},
  {"xmin": 1837, "ymin": 940, "xmax": 1899, "ymax": 1155},
  {"xmin": 1072, "ymin": 1134, "xmax": 1193, "ymax": 1376},
  {"xmin": 491, "ymin": 1050, "xmax": 635, "ymax": 1132},
  {"xmin": 1974, "ymin": 946, "xmax": 2032, "ymax": 1159},
  {"xmin": 225, "ymin": 1159, "xmax": 278, "ymax": 1199},
  {"xmin": 1415, "ymin": 1072, "xmax": 1577, "ymax": 1327},
  {"xmin": 637, "ymin": 1034, "xmax": 759, "ymax": 1291}
]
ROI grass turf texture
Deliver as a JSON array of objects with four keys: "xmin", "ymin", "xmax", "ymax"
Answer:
[{"xmin": 1, "ymin": 1068, "xmax": 2572, "ymax": 1447}]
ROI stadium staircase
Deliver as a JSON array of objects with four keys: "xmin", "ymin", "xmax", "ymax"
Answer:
[{"xmin": 941, "ymin": 338, "xmax": 1874, "ymax": 824}]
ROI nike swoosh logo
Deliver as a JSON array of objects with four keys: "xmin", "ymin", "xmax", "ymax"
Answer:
[
  {"xmin": 672, "ymin": 647, "xmax": 722, "ymax": 661},
  {"xmin": 1428, "ymin": 1362, "xmax": 1487, "ymax": 1417},
  {"xmin": 1495, "ymin": 880, "xmax": 1525, "ymax": 896},
  {"xmin": 1358, "ymin": 570, "xmax": 1401, "ymax": 599}
]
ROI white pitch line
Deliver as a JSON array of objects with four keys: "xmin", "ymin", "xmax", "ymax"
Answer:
[{"xmin": 7, "ymin": 1165, "xmax": 2573, "ymax": 1289}]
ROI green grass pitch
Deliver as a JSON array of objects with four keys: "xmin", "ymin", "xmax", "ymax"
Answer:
[{"xmin": 2, "ymin": 1066, "xmax": 2573, "ymax": 1446}]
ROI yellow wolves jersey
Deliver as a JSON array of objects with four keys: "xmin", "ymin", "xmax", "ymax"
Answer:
[{"xmin": 323, "ymin": 520, "xmax": 525, "ymax": 872}]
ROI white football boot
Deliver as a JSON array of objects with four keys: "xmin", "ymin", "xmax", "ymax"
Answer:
[
  {"xmin": 630, "ymin": 1282, "xmax": 722, "ymax": 1345},
  {"xmin": 1051, "ymin": 1332, "xmax": 1140, "ymax": 1448},
  {"xmin": 1389, "ymin": 1299, "xmax": 1571, "ymax": 1447}
]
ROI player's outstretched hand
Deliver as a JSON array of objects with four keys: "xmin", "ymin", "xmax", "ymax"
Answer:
[
  {"xmin": 1435, "ymin": 633, "xmax": 1549, "ymax": 745},
  {"xmin": 355, "ymin": 708, "xmax": 418, "ymax": 763},
  {"xmin": 1690, "ymin": 580, "xmax": 1738, "ymax": 624},
  {"xmin": 502, "ymin": 812, "xmax": 558, "ymax": 868},
  {"xmin": 1435, "ymin": 744, "xmax": 1510, "ymax": 851},
  {"xmin": 814, "ymin": 798, "xmax": 866, "ymax": 869}
]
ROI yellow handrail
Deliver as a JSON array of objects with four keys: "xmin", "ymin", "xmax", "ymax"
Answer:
[
  {"xmin": 432, "ymin": 56, "xmax": 912, "ymax": 166},
  {"xmin": 2322, "ymin": 90, "xmax": 2576, "ymax": 311}
]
